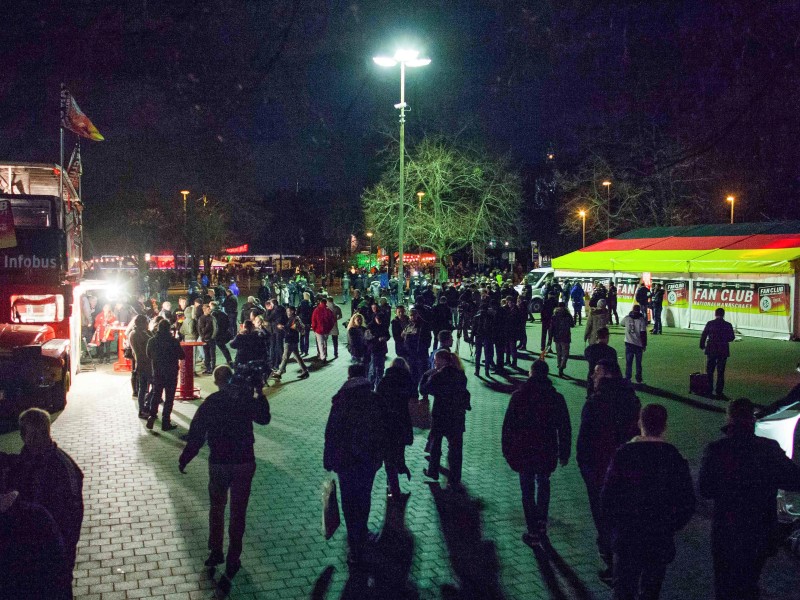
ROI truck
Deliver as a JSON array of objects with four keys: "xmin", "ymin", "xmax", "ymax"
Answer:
[{"xmin": 0, "ymin": 162, "xmax": 83, "ymax": 417}]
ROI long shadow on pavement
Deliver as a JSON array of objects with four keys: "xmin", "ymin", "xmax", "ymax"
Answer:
[
  {"xmin": 428, "ymin": 482, "xmax": 504, "ymax": 600},
  {"xmin": 532, "ymin": 540, "xmax": 594, "ymax": 600}
]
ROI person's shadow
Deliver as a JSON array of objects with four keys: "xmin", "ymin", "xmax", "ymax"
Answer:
[
  {"xmin": 428, "ymin": 483, "xmax": 504, "ymax": 600},
  {"xmin": 312, "ymin": 493, "xmax": 418, "ymax": 600},
  {"xmin": 531, "ymin": 539, "xmax": 594, "ymax": 600}
]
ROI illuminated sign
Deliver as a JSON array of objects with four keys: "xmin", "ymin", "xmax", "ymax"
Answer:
[{"xmin": 225, "ymin": 244, "xmax": 249, "ymax": 254}]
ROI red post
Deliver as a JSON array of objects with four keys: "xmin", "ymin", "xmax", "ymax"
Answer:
[
  {"xmin": 176, "ymin": 341, "xmax": 204, "ymax": 400},
  {"xmin": 112, "ymin": 326, "xmax": 132, "ymax": 372}
]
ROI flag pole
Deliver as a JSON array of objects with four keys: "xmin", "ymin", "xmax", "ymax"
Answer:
[{"xmin": 59, "ymin": 83, "xmax": 65, "ymax": 203}]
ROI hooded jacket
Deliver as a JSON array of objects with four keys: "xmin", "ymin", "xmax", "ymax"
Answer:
[
  {"xmin": 550, "ymin": 307, "xmax": 573, "ymax": 344},
  {"xmin": 584, "ymin": 307, "xmax": 610, "ymax": 345}
]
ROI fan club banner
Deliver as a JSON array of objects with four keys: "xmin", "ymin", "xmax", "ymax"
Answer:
[
  {"xmin": 653, "ymin": 279, "xmax": 689, "ymax": 308},
  {"xmin": 692, "ymin": 281, "xmax": 790, "ymax": 315}
]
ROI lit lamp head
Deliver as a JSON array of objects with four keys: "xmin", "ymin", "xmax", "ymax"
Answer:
[
  {"xmin": 726, "ymin": 195, "xmax": 735, "ymax": 203},
  {"xmin": 602, "ymin": 181, "xmax": 611, "ymax": 187},
  {"xmin": 579, "ymin": 209, "xmax": 586, "ymax": 218},
  {"xmin": 373, "ymin": 49, "xmax": 431, "ymax": 68}
]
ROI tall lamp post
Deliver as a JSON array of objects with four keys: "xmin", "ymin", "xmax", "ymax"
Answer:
[
  {"xmin": 373, "ymin": 49, "xmax": 431, "ymax": 287},
  {"xmin": 366, "ymin": 231, "xmax": 374, "ymax": 270},
  {"xmin": 602, "ymin": 180, "xmax": 611, "ymax": 238},
  {"xmin": 726, "ymin": 195, "xmax": 735, "ymax": 224},
  {"xmin": 579, "ymin": 209, "xmax": 587, "ymax": 248},
  {"xmin": 180, "ymin": 190, "xmax": 190, "ymax": 275}
]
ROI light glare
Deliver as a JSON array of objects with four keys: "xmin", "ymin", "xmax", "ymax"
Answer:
[
  {"xmin": 373, "ymin": 56, "xmax": 397, "ymax": 67},
  {"xmin": 394, "ymin": 49, "xmax": 419, "ymax": 62}
]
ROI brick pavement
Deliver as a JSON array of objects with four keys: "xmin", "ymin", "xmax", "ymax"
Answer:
[{"xmin": 2, "ymin": 318, "xmax": 800, "ymax": 599}]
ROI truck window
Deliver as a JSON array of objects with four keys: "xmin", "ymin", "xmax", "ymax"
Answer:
[
  {"xmin": 10, "ymin": 294, "xmax": 64, "ymax": 323},
  {"xmin": 9, "ymin": 198, "xmax": 52, "ymax": 228}
]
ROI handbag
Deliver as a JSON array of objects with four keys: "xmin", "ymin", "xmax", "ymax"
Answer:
[
  {"xmin": 123, "ymin": 347, "xmax": 133, "ymax": 360},
  {"xmin": 408, "ymin": 397, "xmax": 431, "ymax": 429},
  {"xmin": 321, "ymin": 479, "xmax": 341, "ymax": 540}
]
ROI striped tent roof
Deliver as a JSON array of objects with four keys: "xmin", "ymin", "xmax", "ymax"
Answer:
[{"xmin": 552, "ymin": 222, "xmax": 800, "ymax": 274}]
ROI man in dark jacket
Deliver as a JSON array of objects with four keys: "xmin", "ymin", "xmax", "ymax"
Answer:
[
  {"xmin": 323, "ymin": 364, "xmax": 388, "ymax": 566},
  {"xmin": 502, "ymin": 360, "xmax": 571, "ymax": 548},
  {"xmin": 420, "ymin": 349, "xmax": 470, "ymax": 489},
  {"xmin": 602, "ymin": 404, "xmax": 696, "ymax": 599},
  {"xmin": 471, "ymin": 301, "xmax": 494, "ymax": 377},
  {"xmin": 229, "ymin": 320, "xmax": 266, "ymax": 365},
  {"xmin": 431, "ymin": 296, "xmax": 453, "ymax": 350},
  {"xmin": 146, "ymin": 319, "xmax": 185, "ymax": 431},
  {"xmin": 272, "ymin": 305, "xmax": 310, "ymax": 380},
  {"xmin": 650, "ymin": 284, "xmax": 665, "ymax": 334},
  {"xmin": 607, "ymin": 281, "xmax": 619, "ymax": 325},
  {"xmin": 584, "ymin": 327, "xmax": 618, "ymax": 396},
  {"xmin": 366, "ymin": 310, "xmax": 390, "ymax": 390},
  {"xmin": 377, "ymin": 358, "xmax": 415, "ymax": 497},
  {"xmin": 577, "ymin": 359, "xmax": 641, "ymax": 582},
  {"xmin": 540, "ymin": 292, "xmax": 558, "ymax": 352},
  {"xmin": 550, "ymin": 302, "xmax": 573, "ymax": 377},
  {"xmin": 211, "ymin": 301, "xmax": 233, "ymax": 365},
  {"xmin": 635, "ymin": 282, "xmax": 651, "ymax": 323},
  {"xmin": 222, "ymin": 289, "xmax": 239, "ymax": 339},
  {"xmin": 390, "ymin": 305, "xmax": 410, "ymax": 358},
  {"xmin": 198, "ymin": 303, "xmax": 217, "ymax": 374},
  {"xmin": 0, "ymin": 408, "xmax": 84, "ymax": 578},
  {"xmin": 698, "ymin": 398, "xmax": 800, "ymax": 600},
  {"xmin": 179, "ymin": 365, "xmax": 271, "ymax": 592},
  {"xmin": 700, "ymin": 307, "xmax": 736, "ymax": 399}
]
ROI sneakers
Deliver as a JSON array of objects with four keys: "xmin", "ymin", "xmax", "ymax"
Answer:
[
  {"xmin": 298, "ymin": 371, "xmax": 310, "ymax": 379},
  {"xmin": 522, "ymin": 532, "xmax": 542, "ymax": 549},
  {"xmin": 146, "ymin": 415, "xmax": 156, "ymax": 430}
]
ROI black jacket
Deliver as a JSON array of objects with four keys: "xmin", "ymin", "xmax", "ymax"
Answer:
[
  {"xmin": 230, "ymin": 332, "xmax": 266, "ymax": 364},
  {"xmin": 502, "ymin": 375, "xmax": 571, "ymax": 474},
  {"xmin": 698, "ymin": 425, "xmax": 800, "ymax": 554},
  {"xmin": 584, "ymin": 343, "xmax": 618, "ymax": 384},
  {"xmin": 391, "ymin": 315, "xmax": 410, "ymax": 355},
  {"xmin": 323, "ymin": 377, "xmax": 387, "ymax": 472},
  {"xmin": 222, "ymin": 295, "xmax": 238, "ymax": 320},
  {"xmin": 602, "ymin": 440, "xmax": 696, "ymax": 556},
  {"xmin": 700, "ymin": 317, "xmax": 735, "ymax": 358},
  {"xmin": 420, "ymin": 365, "xmax": 470, "ymax": 436},
  {"xmin": 211, "ymin": 310, "xmax": 231, "ymax": 343},
  {"xmin": 366, "ymin": 316, "xmax": 390, "ymax": 355},
  {"xmin": 197, "ymin": 313, "xmax": 216, "ymax": 342},
  {"xmin": 377, "ymin": 365, "xmax": 415, "ymax": 452},
  {"xmin": 179, "ymin": 387, "xmax": 271, "ymax": 466},
  {"xmin": 146, "ymin": 329, "xmax": 184, "ymax": 383},
  {"xmin": 576, "ymin": 377, "xmax": 641, "ymax": 485},
  {"xmin": 549, "ymin": 307, "xmax": 572, "ymax": 343}
]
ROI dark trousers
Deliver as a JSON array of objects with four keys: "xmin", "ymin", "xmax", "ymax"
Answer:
[
  {"xmin": 149, "ymin": 377, "xmax": 177, "ymax": 424},
  {"xmin": 338, "ymin": 465, "xmax": 379, "ymax": 556},
  {"xmin": 203, "ymin": 340, "xmax": 217, "ymax": 372},
  {"xmin": 217, "ymin": 340, "xmax": 232, "ymax": 364},
  {"xmin": 652, "ymin": 306, "xmax": 663, "ymax": 334},
  {"xmin": 613, "ymin": 548, "xmax": 669, "ymax": 600},
  {"xmin": 625, "ymin": 343, "xmax": 643, "ymax": 382},
  {"xmin": 428, "ymin": 431, "xmax": 463, "ymax": 484},
  {"xmin": 474, "ymin": 337, "xmax": 494, "ymax": 375},
  {"xmin": 131, "ymin": 356, "xmax": 138, "ymax": 394},
  {"xmin": 706, "ymin": 355, "xmax": 727, "ymax": 395},
  {"xmin": 494, "ymin": 341, "xmax": 506, "ymax": 370},
  {"xmin": 540, "ymin": 320, "xmax": 553, "ymax": 351},
  {"xmin": 137, "ymin": 372, "xmax": 152, "ymax": 414},
  {"xmin": 581, "ymin": 466, "xmax": 612, "ymax": 565},
  {"xmin": 368, "ymin": 352, "xmax": 386, "ymax": 389},
  {"xmin": 712, "ymin": 545, "xmax": 767, "ymax": 600},
  {"xmin": 332, "ymin": 335, "xmax": 339, "ymax": 358},
  {"xmin": 208, "ymin": 462, "xmax": 256, "ymax": 572},
  {"xmin": 573, "ymin": 303, "xmax": 583, "ymax": 325},
  {"xmin": 300, "ymin": 330, "xmax": 310, "ymax": 355},
  {"xmin": 276, "ymin": 342, "xmax": 308, "ymax": 374},
  {"xmin": 609, "ymin": 305, "xmax": 619, "ymax": 325},
  {"xmin": 508, "ymin": 340, "xmax": 519, "ymax": 366},
  {"xmin": 519, "ymin": 470, "xmax": 551, "ymax": 533}
]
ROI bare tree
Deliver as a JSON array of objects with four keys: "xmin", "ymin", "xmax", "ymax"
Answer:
[{"xmin": 363, "ymin": 137, "xmax": 522, "ymax": 281}]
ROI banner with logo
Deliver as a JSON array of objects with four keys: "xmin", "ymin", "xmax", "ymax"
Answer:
[{"xmin": 691, "ymin": 281, "xmax": 790, "ymax": 315}]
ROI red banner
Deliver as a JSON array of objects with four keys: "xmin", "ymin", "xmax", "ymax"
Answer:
[{"xmin": 225, "ymin": 244, "xmax": 249, "ymax": 254}]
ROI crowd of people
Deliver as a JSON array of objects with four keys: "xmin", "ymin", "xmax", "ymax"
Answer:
[{"xmin": 4, "ymin": 269, "xmax": 800, "ymax": 600}]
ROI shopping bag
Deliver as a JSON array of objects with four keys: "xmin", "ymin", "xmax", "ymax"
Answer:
[
  {"xmin": 408, "ymin": 397, "xmax": 431, "ymax": 429},
  {"xmin": 321, "ymin": 479, "xmax": 341, "ymax": 540}
]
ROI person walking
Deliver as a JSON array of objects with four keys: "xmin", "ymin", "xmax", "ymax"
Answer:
[
  {"xmin": 198, "ymin": 304, "xmax": 217, "ymax": 375},
  {"xmin": 502, "ymin": 360, "xmax": 571, "ymax": 548},
  {"xmin": 179, "ymin": 365, "xmax": 271, "ymax": 593},
  {"xmin": 601, "ymin": 404, "xmax": 696, "ymax": 599},
  {"xmin": 0, "ymin": 408, "xmax": 84, "ymax": 583},
  {"xmin": 145, "ymin": 319, "xmax": 184, "ymax": 431},
  {"xmin": 540, "ymin": 291, "xmax": 558, "ymax": 353},
  {"xmin": 366, "ymin": 309, "xmax": 390, "ymax": 390},
  {"xmin": 621, "ymin": 304, "xmax": 647, "ymax": 385},
  {"xmin": 700, "ymin": 307, "xmax": 736, "ymax": 399},
  {"xmin": 570, "ymin": 281, "xmax": 586, "ymax": 326},
  {"xmin": 650, "ymin": 284, "xmax": 665, "ymax": 334},
  {"xmin": 297, "ymin": 292, "xmax": 314, "ymax": 357},
  {"xmin": 471, "ymin": 301, "xmax": 494, "ymax": 377},
  {"xmin": 311, "ymin": 297, "xmax": 335, "ymax": 362},
  {"xmin": 327, "ymin": 296, "xmax": 343, "ymax": 359},
  {"xmin": 577, "ymin": 359, "xmax": 641, "ymax": 583},
  {"xmin": 608, "ymin": 281, "xmax": 619, "ymax": 325},
  {"xmin": 222, "ymin": 289, "xmax": 239, "ymax": 339},
  {"xmin": 420, "ymin": 349, "xmax": 471, "ymax": 490},
  {"xmin": 129, "ymin": 314, "xmax": 154, "ymax": 418},
  {"xmin": 323, "ymin": 364, "xmax": 388, "ymax": 568},
  {"xmin": 698, "ymin": 398, "xmax": 800, "ymax": 600},
  {"xmin": 272, "ymin": 306, "xmax": 310, "ymax": 380},
  {"xmin": 584, "ymin": 299, "xmax": 610, "ymax": 346},
  {"xmin": 377, "ymin": 357, "xmax": 415, "ymax": 498},
  {"xmin": 584, "ymin": 327, "xmax": 618, "ymax": 396},
  {"xmin": 550, "ymin": 301, "xmax": 573, "ymax": 377},
  {"xmin": 211, "ymin": 301, "xmax": 234, "ymax": 365}
]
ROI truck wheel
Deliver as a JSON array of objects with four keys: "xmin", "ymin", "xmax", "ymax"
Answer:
[{"xmin": 530, "ymin": 298, "xmax": 543, "ymax": 313}]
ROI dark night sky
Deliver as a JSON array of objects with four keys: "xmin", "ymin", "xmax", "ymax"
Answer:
[{"xmin": 2, "ymin": 1, "xmax": 800, "ymax": 255}]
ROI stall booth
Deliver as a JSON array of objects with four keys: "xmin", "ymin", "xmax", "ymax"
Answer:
[{"xmin": 552, "ymin": 222, "xmax": 800, "ymax": 340}]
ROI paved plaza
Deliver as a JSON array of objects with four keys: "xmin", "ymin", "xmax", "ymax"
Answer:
[{"xmin": 2, "ymin": 318, "xmax": 800, "ymax": 599}]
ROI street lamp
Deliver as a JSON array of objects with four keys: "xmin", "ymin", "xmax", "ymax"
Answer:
[
  {"xmin": 366, "ymin": 231, "xmax": 374, "ymax": 269},
  {"xmin": 579, "ymin": 209, "xmax": 587, "ymax": 248},
  {"xmin": 602, "ymin": 180, "xmax": 611, "ymax": 239},
  {"xmin": 726, "ymin": 195, "xmax": 735, "ymax": 224},
  {"xmin": 373, "ymin": 48, "xmax": 431, "ymax": 286},
  {"xmin": 416, "ymin": 190, "xmax": 425, "ymax": 210},
  {"xmin": 180, "ymin": 190, "xmax": 190, "ymax": 274}
]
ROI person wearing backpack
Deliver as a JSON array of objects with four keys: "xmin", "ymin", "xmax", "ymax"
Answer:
[{"xmin": 502, "ymin": 359, "xmax": 571, "ymax": 548}]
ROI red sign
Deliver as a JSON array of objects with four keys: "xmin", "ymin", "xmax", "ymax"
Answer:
[
  {"xmin": 692, "ymin": 281, "xmax": 790, "ymax": 315},
  {"xmin": 225, "ymin": 244, "xmax": 249, "ymax": 254}
]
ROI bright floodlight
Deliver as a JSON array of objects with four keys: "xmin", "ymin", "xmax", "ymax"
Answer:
[
  {"xmin": 373, "ymin": 56, "xmax": 398, "ymax": 67},
  {"xmin": 394, "ymin": 49, "xmax": 419, "ymax": 62},
  {"xmin": 405, "ymin": 58, "xmax": 431, "ymax": 67}
]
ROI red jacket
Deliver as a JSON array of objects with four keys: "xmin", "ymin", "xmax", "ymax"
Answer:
[{"xmin": 311, "ymin": 303, "xmax": 335, "ymax": 334}]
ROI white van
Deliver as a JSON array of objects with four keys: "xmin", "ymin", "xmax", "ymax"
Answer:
[{"xmin": 516, "ymin": 267, "xmax": 555, "ymax": 313}]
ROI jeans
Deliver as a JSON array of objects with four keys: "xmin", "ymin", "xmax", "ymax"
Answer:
[
  {"xmin": 573, "ymin": 303, "xmax": 583, "ymax": 325},
  {"xmin": 555, "ymin": 342, "xmax": 570, "ymax": 370},
  {"xmin": 428, "ymin": 431, "xmax": 463, "ymax": 484},
  {"xmin": 474, "ymin": 337, "xmax": 494, "ymax": 375},
  {"xmin": 368, "ymin": 352, "xmax": 386, "ymax": 389},
  {"xmin": 613, "ymin": 549, "xmax": 669, "ymax": 600},
  {"xmin": 149, "ymin": 376, "xmax": 177, "ymax": 425},
  {"xmin": 208, "ymin": 462, "xmax": 256, "ymax": 572},
  {"xmin": 137, "ymin": 372, "xmax": 152, "ymax": 414},
  {"xmin": 625, "ymin": 343, "xmax": 643, "ymax": 382},
  {"xmin": 332, "ymin": 335, "xmax": 339, "ymax": 358},
  {"xmin": 269, "ymin": 331, "xmax": 283, "ymax": 370},
  {"xmin": 540, "ymin": 320, "xmax": 552, "ymax": 351},
  {"xmin": 706, "ymin": 355, "xmax": 727, "ymax": 395},
  {"xmin": 338, "ymin": 465, "xmax": 379, "ymax": 557},
  {"xmin": 203, "ymin": 340, "xmax": 217, "ymax": 372},
  {"xmin": 276, "ymin": 342, "xmax": 308, "ymax": 374},
  {"xmin": 581, "ymin": 465, "xmax": 613, "ymax": 566},
  {"xmin": 300, "ymin": 330, "xmax": 310, "ymax": 355},
  {"xmin": 315, "ymin": 332, "xmax": 329, "ymax": 360},
  {"xmin": 652, "ymin": 306, "xmax": 663, "ymax": 334},
  {"xmin": 519, "ymin": 470, "xmax": 551, "ymax": 533}
]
